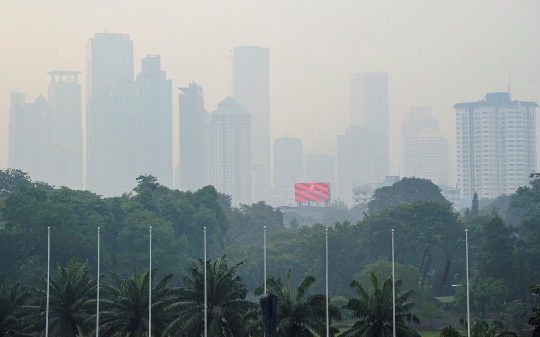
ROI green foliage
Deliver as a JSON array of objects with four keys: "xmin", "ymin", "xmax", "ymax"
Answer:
[
  {"xmin": 472, "ymin": 192, "xmax": 479, "ymax": 217},
  {"xmin": 440, "ymin": 318, "xmax": 517, "ymax": 337},
  {"xmin": 501, "ymin": 300, "xmax": 528, "ymax": 336},
  {"xmin": 478, "ymin": 216, "xmax": 515, "ymax": 284},
  {"xmin": 368, "ymin": 177, "xmax": 450, "ymax": 214},
  {"xmin": 454, "ymin": 278, "xmax": 511, "ymax": 318},
  {"xmin": 0, "ymin": 281, "xmax": 31, "ymax": 337},
  {"xmin": 529, "ymin": 285, "xmax": 540, "ymax": 337},
  {"xmin": 341, "ymin": 272, "xmax": 420, "ymax": 337}
]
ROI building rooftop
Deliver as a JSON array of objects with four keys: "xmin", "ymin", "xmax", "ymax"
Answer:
[
  {"xmin": 454, "ymin": 92, "xmax": 538, "ymax": 108},
  {"xmin": 212, "ymin": 97, "xmax": 251, "ymax": 115}
]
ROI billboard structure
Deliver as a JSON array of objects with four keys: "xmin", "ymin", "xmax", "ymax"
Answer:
[{"xmin": 294, "ymin": 182, "xmax": 331, "ymax": 206}]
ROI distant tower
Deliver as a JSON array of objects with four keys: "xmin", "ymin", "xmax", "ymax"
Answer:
[
  {"xmin": 454, "ymin": 92, "xmax": 537, "ymax": 198},
  {"xmin": 136, "ymin": 55, "xmax": 173, "ymax": 187},
  {"xmin": 177, "ymin": 82, "xmax": 205, "ymax": 191},
  {"xmin": 210, "ymin": 97, "xmax": 252, "ymax": 205},
  {"xmin": 8, "ymin": 93, "xmax": 62, "ymax": 185},
  {"xmin": 47, "ymin": 71, "xmax": 83, "ymax": 189},
  {"xmin": 273, "ymin": 137, "xmax": 303, "ymax": 190},
  {"xmin": 305, "ymin": 154, "xmax": 335, "ymax": 188},
  {"xmin": 232, "ymin": 46, "xmax": 270, "ymax": 203},
  {"xmin": 85, "ymin": 32, "xmax": 134, "ymax": 195}
]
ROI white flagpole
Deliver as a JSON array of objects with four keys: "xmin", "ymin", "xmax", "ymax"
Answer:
[
  {"xmin": 326, "ymin": 228, "xmax": 329, "ymax": 337},
  {"xmin": 204, "ymin": 227, "xmax": 207, "ymax": 337},
  {"xmin": 392, "ymin": 229, "xmax": 396, "ymax": 337},
  {"xmin": 46, "ymin": 227, "xmax": 50, "ymax": 337},
  {"xmin": 96, "ymin": 227, "xmax": 100, "ymax": 337},
  {"xmin": 466, "ymin": 229, "xmax": 471, "ymax": 337},
  {"xmin": 149, "ymin": 226, "xmax": 152, "ymax": 337},
  {"xmin": 264, "ymin": 226, "xmax": 267, "ymax": 294}
]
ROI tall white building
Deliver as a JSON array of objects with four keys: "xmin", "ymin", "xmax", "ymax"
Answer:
[
  {"xmin": 136, "ymin": 55, "xmax": 172, "ymax": 187},
  {"xmin": 47, "ymin": 71, "xmax": 83, "ymax": 190},
  {"xmin": 232, "ymin": 46, "xmax": 270, "ymax": 203},
  {"xmin": 455, "ymin": 92, "xmax": 537, "ymax": 198},
  {"xmin": 86, "ymin": 32, "xmax": 134, "ymax": 195},
  {"xmin": 176, "ymin": 82, "xmax": 205, "ymax": 191},
  {"xmin": 210, "ymin": 97, "xmax": 252, "ymax": 205}
]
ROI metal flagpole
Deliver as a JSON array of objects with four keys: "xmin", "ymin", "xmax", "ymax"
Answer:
[
  {"xmin": 204, "ymin": 227, "xmax": 207, "ymax": 337},
  {"xmin": 96, "ymin": 227, "xmax": 100, "ymax": 337},
  {"xmin": 392, "ymin": 229, "xmax": 396, "ymax": 337},
  {"xmin": 466, "ymin": 229, "xmax": 471, "ymax": 337},
  {"xmin": 264, "ymin": 226, "xmax": 267, "ymax": 294},
  {"xmin": 326, "ymin": 228, "xmax": 329, "ymax": 337},
  {"xmin": 149, "ymin": 226, "xmax": 152, "ymax": 337},
  {"xmin": 46, "ymin": 227, "xmax": 50, "ymax": 337}
]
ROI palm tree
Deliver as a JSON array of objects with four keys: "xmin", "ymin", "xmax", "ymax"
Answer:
[
  {"xmin": 529, "ymin": 285, "xmax": 540, "ymax": 337},
  {"xmin": 341, "ymin": 272, "xmax": 420, "ymax": 337},
  {"xmin": 23, "ymin": 257, "xmax": 98, "ymax": 337},
  {"xmin": 0, "ymin": 281, "xmax": 32, "ymax": 336},
  {"xmin": 440, "ymin": 317, "xmax": 517, "ymax": 337},
  {"xmin": 163, "ymin": 256, "xmax": 252, "ymax": 337},
  {"xmin": 95, "ymin": 269, "xmax": 174, "ymax": 337},
  {"xmin": 261, "ymin": 271, "xmax": 341, "ymax": 337}
]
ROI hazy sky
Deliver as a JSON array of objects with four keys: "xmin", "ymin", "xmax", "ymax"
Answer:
[{"xmin": 1, "ymin": 0, "xmax": 539, "ymax": 185}]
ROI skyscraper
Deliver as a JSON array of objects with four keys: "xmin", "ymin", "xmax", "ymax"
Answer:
[
  {"xmin": 454, "ymin": 92, "xmax": 537, "ymax": 198},
  {"xmin": 210, "ymin": 97, "xmax": 252, "ymax": 205},
  {"xmin": 402, "ymin": 107, "xmax": 448, "ymax": 184},
  {"xmin": 47, "ymin": 71, "xmax": 83, "ymax": 189},
  {"xmin": 136, "ymin": 55, "xmax": 172, "ymax": 187},
  {"xmin": 8, "ymin": 93, "xmax": 62, "ymax": 185},
  {"xmin": 273, "ymin": 137, "xmax": 303, "ymax": 190},
  {"xmin": 176, "ymin": 82, "xmax": 205, "ymax": 191},
  {"xmin": 350, "ymin": 72, "xmax": 389, "ymax": 181},
  {"xmin": 85, "ymin": 32, "xmax": 134, "ymax": 195},
  {"xmin": 305, "ymin": 153, "xmax": 335, "ymax": 188},
  {"xmin": 232, "ymin": 46, "xmax": 270, "ymax": 203}
]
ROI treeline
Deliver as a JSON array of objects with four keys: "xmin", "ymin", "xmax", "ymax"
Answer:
[{"xmin": 0, "ymin": 170, "xmax": 540, "ymax": 327}]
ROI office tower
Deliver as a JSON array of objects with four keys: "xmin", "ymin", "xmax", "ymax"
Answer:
[
  {"xmin": 350, "ymin": 72, "xmax": 389, "ymax": 181},
  {"xmin": 86, "ymin": 32, "xmax": 134, "ymax": 195},
  {"xmin": 136, "ymin": 55, "xmax": 172, "ymax": 187},
  {"xmin": 455, "ymin": 92, "xmax": 537, "ymax": 198},
  {"xmin": 336, "ymin": 126, "xmax": 376, "ymax": 205},
  {"xmin": 273, "ymin": 137, "xmax": 303, "ymax": 190},
  {"xmin": 210, "ymin": 97, "xmax": 251, "ymax": 205},
  {"xmin": 8, "ymin": 93, "xmax": 63, "ymax": 185},
  {"xmin": 203, "ymin": 110, "xmax": 213, "ymax": 186},
  {"xmin": 232, "ymin": 46, "xmax": 270, "ymax": 202},
  {"xmin": 176, "ymin": 82, "xmax": 205, "ymax": 191},
  {"xmin": 47, "ymin": 71, "xmax": 83, "ymax": 190},
  {"xmin": 402, "ymin": 107, "xmax": 448, "ymax": 184},
  {"xmin": 108, "ymin": 81, "xmax": 139, "ymax": 196},
  {"xmin": 305, "ymin": 154, "xmax": 336, "ymax": 188},
  {"xmin": 405, "ymin": 129, "xmax": 449, "ymax": 184}
]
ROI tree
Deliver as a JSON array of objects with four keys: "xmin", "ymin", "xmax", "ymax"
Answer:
[
  {"xmin": 24, "ymin": 257, "xmax": 98, "ymax": 337},
  {"xmin": 478, "ymin": 216, "xmax": 515, "ymax": 284},
  {"xmin": 454, "ymin": 278, "xmax": 511, "ymax": 318},
  {"xmin": 502, "ymin": 300, "xmax": 528, "ymax": 336},
  {"xmin": 163, "ymin": 256, "xmax": 252, "ymax": 336},
  {"xmin": 261, "ymin": 271, "xmax": 341, "ymax": 337},
  {"xmin": 133, "ymin": 174, "xmax": 160, "ymax": 193},
  {"xmin": 341, "ymin": 272, "xmax": 420, "ymax": 337},
  {"xmin": 0, "ymin": 169, "xmax": 32, "ymax": 198},
  {"xmin": 440, "ymin": 318, "xmax": 517, "ymax": 337},
  {"xmin": 529, "ymin": 285, "xmax": 540, "ymax": 337},
  {"xmin": 96, "ymin": 269, "xmax": 174, "ymax": 337},
  {"xmin": 472, "ymin": 192, "xmax": 479, "ymax": 217},
  {"xmin": 0, "ymin": 281, "xmax": 31, "ymax": 336},
  {"xmin": 368, "ymin": 177, "xmax": 450, "ymax": 213}
]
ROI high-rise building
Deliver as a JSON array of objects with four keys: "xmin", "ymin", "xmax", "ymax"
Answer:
[
  {"xmin": 176, "ymin": 82, "xmax": 205, "ymax": 191},
  {"xmin": 305, "ymin": 154, "xmax": 336, "ymax": 189},
  {"xmin": 47, "ymin": 71, "xmax": 83, "ymax": 189},
  {"xmin": 86, "ymin": 32, "xmax": 134, "ymax": 195},
  {"xmin": 210, "ymin": 97, "xmax": 251, "ymax": 205},
  {"xmin": 232, "ymin": 46, "xmax": 270, "ymax": 203},
  {"xmin": 273, "ymin": 137, "xmax": 303, "ymax": 190},
  {"xmin": 136, "ymin": 55, "xmax": 172, "ymax": 187},
  {"xmin": 405, "ymin": 129, "xmax": 449, "ymax": 184},
  {"xmin": 8, "ymin": 93, "xmax": 63, "ymax": 185},
  {"xmin": 454, "ymin": 92, "xmax": 537, "ymax": 198},
  {"xmin": 402, "ymin": 107, "xmax": 448, "ymax": 184},
  {"xmin": 348, "ymin": 72, "xmax": 389, "ymax": 185}
]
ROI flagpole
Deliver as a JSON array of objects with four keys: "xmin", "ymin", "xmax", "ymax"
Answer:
[
  {"xmin": 326, "ymin": 228, "xmax": 329, "ymax": 337},
  {"xmin": 392, "ymin": 229, "xmax": 395, "ymax": 337},
  {"xmin": 149, "ymin": 226, "xmax": 152, "ymax": 337},
  {"xmin": 466, "ymin": 229, "xmax": 471, "ymax": 337},
  {"xmin": 96, "ymin": 227, "xmax": 100, "ymax": 337},
  {"xmin": 264, "ymin": 226, "xmax": 267, "ymax": 294},
  {"xmin": 46, "ymin": 227, "xmax": 50, "ymax": 337},
  {"xmin": 204, "ymin": 227, "xmax": 207, "ymax": 337}
]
